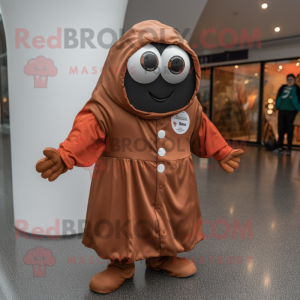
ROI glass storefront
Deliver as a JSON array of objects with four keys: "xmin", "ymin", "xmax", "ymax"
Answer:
[
  {"xmin": 212, "ymin": 63, "xmax": 260, "ymax": 141},
  {"xmin": 198, "ymin": 58, "xmax": 300, "ymax": 147},
  {"xmin": 262, "ymin": 59, "xmax": 300, "ymax": 146},
  {"xmin": 197, "ymin": 68, "xmax": 211, "ymax": 118}
]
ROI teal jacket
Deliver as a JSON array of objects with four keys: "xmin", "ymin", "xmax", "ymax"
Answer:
[{"xmin": 275, "ymin": 84, "xmax": 300, "ymax": 111}]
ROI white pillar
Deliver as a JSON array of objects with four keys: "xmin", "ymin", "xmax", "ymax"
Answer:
[
  {"xmin": 123, "ymin": 0, "xmax": 208, "ymax": 42},
  {"xmin": 0, "ymin": 0, "xmax": 128, "ymax": 235}
]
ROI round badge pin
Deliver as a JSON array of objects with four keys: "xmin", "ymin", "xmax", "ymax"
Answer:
[{"xmin": 171, "ymin": 111, "xmax": 190, "ymax": 134}]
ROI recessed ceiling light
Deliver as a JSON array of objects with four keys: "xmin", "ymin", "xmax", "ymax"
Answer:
[
  {"xmin": 279, "ymin": 65, "xmax": 282, "ymax": 69},
  {"xmin": 261, "ymin": 3, "xmax": 268, "ymax": 9},
  {"xmin": 254, "ymin": 73, "xmax": 258, "ymax": 76},
  {"xmin": 274, "ymin": 27, "xmax": 280, "ymax": 32},
  {"xmin": 296, "ymin": 63, "xmax": 300, "ymax": 66},
  {"xmin": 235, "ymin": 65, "xmax": 239, "ymax": 69}
]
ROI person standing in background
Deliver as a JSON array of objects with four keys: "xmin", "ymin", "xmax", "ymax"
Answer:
[{"xmin": 273, "ymin": 74, "xmax": 300, "ymax": 155}]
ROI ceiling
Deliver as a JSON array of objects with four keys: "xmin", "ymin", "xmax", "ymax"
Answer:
[{"xmin": 190, "ymin": 0, "xmax": 300, "ymax": 54}]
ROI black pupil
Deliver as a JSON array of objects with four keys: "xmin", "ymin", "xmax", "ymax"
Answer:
[
  {"xmin": 170, "ymin": 58, "xmax": 184, "ymax": 73},
  {"xmin": 143, "ymin": 53, "xmax": 157, "ymax": 71}
]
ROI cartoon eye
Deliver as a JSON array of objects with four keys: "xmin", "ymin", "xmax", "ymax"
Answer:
[
  {"xmin": 34, "ymin": 257, "xmax": 37, "ymax": 260},
  {"xmin": 43, "ymin": 67, "xmax": 47, "ymax": 70},
  {"xmin": 168, "ymin": 56, "xmax": 185, "ymax": 74},
  {"xmin": 35, "ymin": 67, "xmax": 38, "ymax": 70},
  {"xmin": 127, "ymin": 44, "xmax": 162, "ymax": 84},
  {"xmin": 140, "ymin": 51, "xmax": 159, "ymax": 72},
  {"xmin": 42, "ymin": 256, "xmax": 46, "ymax": 260},
  {"xmin": 161, "ymin": 45, "xmax": 191, "ymax": 84}
]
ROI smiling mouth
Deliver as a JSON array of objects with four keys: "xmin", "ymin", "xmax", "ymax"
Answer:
[{"xmin": 149, "ymin": 91, "xmax": 174, "ymax": 102}]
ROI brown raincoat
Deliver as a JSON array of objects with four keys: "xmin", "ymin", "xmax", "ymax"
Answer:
[{"xmin": 59, "ymin": 20, "xmax": 232, "ymax": 262}]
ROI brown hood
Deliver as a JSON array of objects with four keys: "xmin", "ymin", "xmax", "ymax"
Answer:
[{"xmin": 92, "ymin": 20, "xmax": 201, "ymax": 120}]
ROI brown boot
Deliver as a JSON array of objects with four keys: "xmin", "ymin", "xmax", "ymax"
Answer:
[
  {"xmin": 89, "ymin": 259, "xmax": 135, "ymax": 294},
  {"xmin": 146, "ymin": 256, "xmax": 197, "ymax": 278}
]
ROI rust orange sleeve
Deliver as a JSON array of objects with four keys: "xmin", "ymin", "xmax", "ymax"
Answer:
[
  {"xmin": 199, "ymin": 112, "xmax": 232, "ymax": 160},
  {"xmin": 57, "ymin": 105, "xmax": 106, "ymax": 170}
]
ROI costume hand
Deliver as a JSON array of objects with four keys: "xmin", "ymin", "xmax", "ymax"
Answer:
[
  {"xmin": 218, "ymin": 149, "xmax": 244, "ymax": 174},
  {"xmin": 36, "ymin": 147, "xmax": 68, "ymax": 181}
]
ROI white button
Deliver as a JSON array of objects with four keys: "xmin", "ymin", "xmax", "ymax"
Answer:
[
  {"xmin": 157, "ymin": 164, "xmax": 165, "ymax": 173},
  {"xmin": 158, "ymin": 148, "xmax": 166, "ymax": 157},
  {"xmin": 158, "ymin": 130, "xmax": 165, "ymax": 139}
]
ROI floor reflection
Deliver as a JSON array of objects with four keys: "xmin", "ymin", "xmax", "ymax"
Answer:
[{"xmin": 1, "ymin": 132, "xmax": 300, "ymax": 299}]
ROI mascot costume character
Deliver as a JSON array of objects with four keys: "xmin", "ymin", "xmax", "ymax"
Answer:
[{"xmin": 36, "ymin": 20, "xmax": 244, "ymax": 294}]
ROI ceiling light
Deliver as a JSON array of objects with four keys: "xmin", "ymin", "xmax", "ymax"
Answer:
[
  {"xmin": 267, "ymin": 109, "xmax": 273, "ymax": 115},
  {"xmin": 268, "ymin": 98, "xmax": 273, "ymax": 103},
  {"xmin": 235, "ymin": 65, "xmax": 239, "ymax": 69},
  {"xmin": 279, "ymin": 65, "xmax": 282, "ymax": 69},
  {"xmin": 274, "ymin": 27, "xmax": 280, "ymax": 32},
  {"xmin": 254, "ymin": 73, "xmax": 258, "ymax": 76},
  {"xmin": 261, "ymin": 3, "xmax": 268, "ymax": 9},
  {"xmin": 296, "ymin": 63, "xmax": 299, "ymax": 66}
]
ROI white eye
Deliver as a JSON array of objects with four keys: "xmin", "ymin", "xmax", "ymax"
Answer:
[
  {"xmin": 127, "ymin": 44, "xmax": 162, "ymax": 84},
  {"xmin": 161, "ymin": 45, "xmax": 191, "ymax": 84}
]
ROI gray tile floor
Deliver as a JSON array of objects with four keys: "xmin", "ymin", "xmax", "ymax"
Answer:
[{"xmin": 1, "ymin": 127, "xmax": 300, "ymax": 300}]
